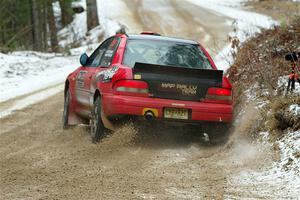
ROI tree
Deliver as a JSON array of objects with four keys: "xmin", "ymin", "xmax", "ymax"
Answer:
[
  {"xmin": 30, "ymin": 0, "xmax": 43, "ymax": 51},
  {"xmin": 47, "ymin": 0, "xmax": 59, "ymax": 52},
  {"xmin": 0, "ymin": 0, "xmax": 32, "ymax": 51},
  {"xmin": 86, "ymin": 0, "xmax": 99, "ymax": 31},
  {"xmin": 0, "ymin": 0, "xmax": 73, "ymax": 52},
  {"xmin": 59, "ymin": 0, "xmax": 73, "ymax": 26}
]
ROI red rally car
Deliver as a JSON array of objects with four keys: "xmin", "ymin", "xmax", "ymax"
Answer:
[{"xmin": 62, "ymin": 32, "xmax": 233, "ymax": 143}]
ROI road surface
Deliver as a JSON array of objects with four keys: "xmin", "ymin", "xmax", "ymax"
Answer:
[{"xmin": 0, "ymin": 1, "xmax": 280, "ymax": 199}]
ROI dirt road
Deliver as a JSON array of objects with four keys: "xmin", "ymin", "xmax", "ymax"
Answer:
[
  {"xmin": 0, "ymin": 1, "xmax": 282, "ymax": 199},
  {"xmin": 115, "ymin": 0, "xmax": 232, "ymax": 55},
  {"xmin": 0, "ymin": 92, "xmax": 275, "ymax": 199}
]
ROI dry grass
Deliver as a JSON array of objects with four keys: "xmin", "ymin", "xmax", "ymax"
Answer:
[
  {"xmin": 229, "ymin": 17, "xmax": 300, "ymax": 138},
  {"xmin": 229, "ymin": 17, "xmax": 300, "ymax": 103},
  {"xmin": 246, "ymin": 0, "xmax": 300, "ymax": 24}
]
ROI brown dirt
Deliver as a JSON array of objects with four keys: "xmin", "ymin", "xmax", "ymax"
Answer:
[
  {"xmin": 0, "ymin": 92, "xmax": 275, "ymax": 199},
  {"xmin": 0, "ymin": 1, "xmax": 291, "ymax": 199},
  {"xmin": 120, "ymin": 0, "xmax": 232, "ymax": 56}
]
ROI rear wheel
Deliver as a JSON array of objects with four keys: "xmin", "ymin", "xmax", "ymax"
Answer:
[
  {"xmin": 90, "ymin": 96, "xmax": 105, "ymax": 143},
  {"xmin": 204, "ymin": 122, "xmax": 232, "ymax": 145},
  {"xmin": 62, "ymin": 89, "xmax": 71, "ymax": 129}
]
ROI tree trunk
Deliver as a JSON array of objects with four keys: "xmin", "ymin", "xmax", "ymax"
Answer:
[
  {"xmin": 47, "ymin": 0, "xmax": 59, "ymax": 52},
  {"xmin": 86, "ymin": 0, "xmax": 99, "ymax": 31},
  {"xmin": 42, "ymin": 1, "xmax": 48, "ymax": 50},
  {"xmin": 59, "ymin": 0, "xmax": 73, "ymax": 27},
  {"xmin": 30, "ymin": 0, "xmax": 42, "ymax": 51}
]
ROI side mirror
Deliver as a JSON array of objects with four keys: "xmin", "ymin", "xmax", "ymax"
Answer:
[{"xmin": 80, "ymin": 53, "xmax": 89, "ymax": 66}]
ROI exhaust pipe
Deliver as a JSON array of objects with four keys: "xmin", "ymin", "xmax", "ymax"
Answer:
[{"xmin": 144, "ymin": 111, "xmax": 155, "ymax": 120}]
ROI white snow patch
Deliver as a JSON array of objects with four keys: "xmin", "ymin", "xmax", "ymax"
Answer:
[
  {"xmin": 277, "ymin": 75, "xmax": 300, "ymax": 95},
  {"xmin": 0, "ymin": 52, "xmax": 78, "ymax": 102},
  {"xmin": 289, "ymin": 104, "xmax": 300, "ymax": 116},
  {"xmin": 244, "ymin": 83, "xmax": 270, "ymax": 108},
  {"xmin": 228, "ymin": 130, "xmax": 300, "ymax": 199},
  {"xmin": 0, "ymin": 85, "xmax": 63, "ymax": 119},
  {"xmin": 259, "ymin": 131, "xmax": 270, "ymax": 143},
  {"xmin": 58, "ymin": 0, "xmax": 121, "ymax": 48}
]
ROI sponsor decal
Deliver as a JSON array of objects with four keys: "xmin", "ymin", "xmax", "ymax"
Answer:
[
  {"xmin": 96, "ymin": 66, "xmax": 119, "ymax": 83},
  {"xmin": 104, "ymin": 50, "xmax": 114, "ymax": 57},
  {"xmin": 160, "ymin": 82, "xmax": 198, "ymax": 96},
  {"xmin": 76, "ymin": 70, "xmax": 87, "ymax": 88}
]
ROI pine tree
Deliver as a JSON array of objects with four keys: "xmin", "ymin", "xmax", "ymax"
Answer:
[
  {"xmin": 47, "ymin": 0, "xmax": 59, "ymax": 52},
  {"xmin": 59, "ymin": 0, "xmax": 73, "ymax": 26},
  {"xmin": 86, "ymin": 0, "xmax": 99, "ymax": 31},
  {"xmin": 0, "ymin": 0, "xmax": 74, "ymax": 52}
]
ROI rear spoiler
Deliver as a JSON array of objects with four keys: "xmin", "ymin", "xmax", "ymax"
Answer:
[{"xmin": 133, "ymin": 62, "xmax": 223, "ymax": 87}]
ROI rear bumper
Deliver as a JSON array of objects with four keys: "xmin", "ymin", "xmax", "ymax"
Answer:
[{"xmin": 102, "ymin": 94, "xmax": 233, "ymax": 123}]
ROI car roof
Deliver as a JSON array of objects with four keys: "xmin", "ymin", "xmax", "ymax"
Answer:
[{"xmin": 127, "ymin": 34, "xmax": 199, "ymax": 45}]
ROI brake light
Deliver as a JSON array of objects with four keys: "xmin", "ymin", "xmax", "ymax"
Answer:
[
  {"xmin": 204, "ymin": 87, "xmax": 232, "ymax": 104},
  {"xmin": 114, "ymin": 80, "xmax": 149, "ymax": 96}
]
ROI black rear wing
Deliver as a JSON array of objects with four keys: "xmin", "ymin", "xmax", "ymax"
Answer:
[
  {"xmin": 133, "ymin": 62, "xmax": 223, "ymax": 86},
  {"xmin": 133, "ymin": 62, "xmax": 224, "ymax": 101}
]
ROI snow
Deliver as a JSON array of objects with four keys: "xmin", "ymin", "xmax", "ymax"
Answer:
[
  {"xmin": 0, "ymin": 0, "xmax": 279, "ymax": 104},
  {"xmin": 228, "ymin": 130, "xmax": 300, "ymax": 199},
  {"xmin": 231, "ymin": 68, "xmax": 300, "ymax": 198},
  {"xmin": 289, "ymin": 104, "xmax": 300, "ymax": 115},
  {"xmin": 0, "ymin": 85, "xmax": 63, "ymax": 118},
  {"xmin": 187, "ymin": 0, "xmax": 278, "ymax": 71},
  {"xmin": 0, "ymin": 52, "xmax": 78, "ymax": 103},
  {"xmin": 58, "ymin": 0, "xmax": 121, "ymax": 48},
  {"xmin": 58, "ymin": 0, "xmax": 87, "ymax": 48},
  {"xmin": 0, "ymin": 0, "xmax": 122, "ymax": 107},
  {"xmin": 277, "ymin": 75, "xmax": 300, "ymax": 95},
  {"xmin": 52, "ymin": 1, "xmax": 62, "ymax": 29},
  {"xmin": 99, "ymin": 0, "xmax": 143, "ymax": 33}
]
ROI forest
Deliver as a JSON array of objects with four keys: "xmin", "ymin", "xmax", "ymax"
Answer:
[{"xmin": 0, "ymin": 0, "xmax": 99, "ymax": 52}]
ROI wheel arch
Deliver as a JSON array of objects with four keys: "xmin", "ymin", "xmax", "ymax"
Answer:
[
  {"xmin": 64, "ymin": 79, "xmax": 70, "ymax": 98},
  {"xmin": 63, "ymin": 78, "xmax": 84, "ymax": 125},
  {"xmin": 93, "ymin": 89, "xmax": 101, "ymax": 103}
]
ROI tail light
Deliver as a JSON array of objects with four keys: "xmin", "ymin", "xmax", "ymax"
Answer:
[
  {"xmin": 114, "ymin": 80, "xmax": 149, "ymax": 97},
  {"xmin": 204, "ymin": 87, "xmax": 232, "ymax": 104}
]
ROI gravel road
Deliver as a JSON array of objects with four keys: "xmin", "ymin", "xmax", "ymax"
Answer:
[{"xmin": 0, "ymin": 1, "xmax": 278, "ymax": 199}]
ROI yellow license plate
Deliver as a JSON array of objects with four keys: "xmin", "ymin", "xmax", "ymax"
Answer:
[{"xmin": 164, "ymin": 108, "xmax": 189, "ymax": 120}]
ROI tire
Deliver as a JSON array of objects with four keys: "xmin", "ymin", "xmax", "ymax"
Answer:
[
  {"xmin": 62, "ymin": 89, "xmax": 71, "ymax": 129},
  {"xmin": 90, "ymin": 96, "xmax": 105, "ymax": 143},
  {"xmin": 204, "ymin": 122, "xmax": 232, "ymax": 145}
]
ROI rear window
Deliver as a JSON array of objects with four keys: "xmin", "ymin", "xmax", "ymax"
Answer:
[{"xmin": 123, "ymin": 39, "xmax": 213, "ymax": 69}]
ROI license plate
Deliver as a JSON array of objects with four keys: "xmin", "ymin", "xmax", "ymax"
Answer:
[{"xmin": 164, "ymin": 108, "xmax": 189, "ymax": 120}]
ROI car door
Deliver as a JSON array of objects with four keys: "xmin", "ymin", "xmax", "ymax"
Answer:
[
  {"xmin": 87, "ymin": 37, "xmax": 121, "ymax": 106},
  {"xmin": 75, "ymin": 37, "xmax": 114, "ymax": 111}
]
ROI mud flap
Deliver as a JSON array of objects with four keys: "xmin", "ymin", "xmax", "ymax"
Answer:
[{"xmin": 101, "ymin": 110, "xmax": 116, "ymax": 131}]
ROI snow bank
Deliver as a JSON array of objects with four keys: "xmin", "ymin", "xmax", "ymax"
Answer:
[
  {"xmin": 228, "ymin": 130, "xmax": 300, "ymax": 199},
  {"xmin": 289, "ymin": 104, "xmax": 300, "ymax": 116},
  {"xmin": 0, "ymin": 0, "xmax": 124, "ymax": 104},
  {"xmin": 277, "ymin": 75, "xmax": 300, "ymax": 95},
  {"xmin": 0, "ymin": 85, "xmax": 64, "ymax": 118},
  {"xmin": 0, "ymin": 52, "xmax": 77, "ymax": 102},
  {"xmin": 187, "ymin": 0, "xmax": 277, "ymax": 71},
  {"xmin": 58, "ymin": 0, "xmax": 121, "ymax": 48},
  {"xmin": 230, "ymin": 69, "xmax": 300, "ymax": 198}
]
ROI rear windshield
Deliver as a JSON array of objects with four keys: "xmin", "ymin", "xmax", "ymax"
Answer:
[{"xmin": 123, "ymin": 39, "xmax": 213, "ymax": 69}]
